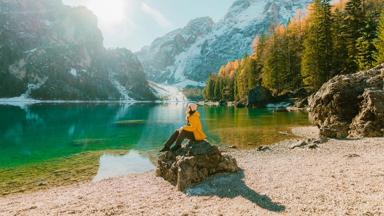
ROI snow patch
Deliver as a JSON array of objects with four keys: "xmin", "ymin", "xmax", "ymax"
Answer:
[
  {"xmin": 149, "ymin": 81, "xmax": 187, "ymax": 102},
  {"xmin": 111, "ymin": 79, "xmax": 134, "ymax": 101},
  {"xmin": 23, "ymin": 48, "xmax": 37, "ymax": 54},
  {"xmin": 0, "ymin": 97, "xmax": 40, "ymax": 108},
  {"xmin": 0, "ymin": 78, "xmax": 47, "ymax": 107},
  {"xmin": 69, "ymin": 68, "xmax": 78, "ymax": 77}
]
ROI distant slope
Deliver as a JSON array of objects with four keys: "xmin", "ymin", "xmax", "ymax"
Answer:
[
  {"xmin": 137, "ymin": 0, "xmax": 312, "ymax": 85},
  {"xmin": 0, "ymin": 0, "xmax": 156, "ymax": 101}
]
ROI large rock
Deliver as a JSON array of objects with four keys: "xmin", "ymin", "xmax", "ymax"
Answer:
[
  {"xmin": 308, "ymin": 64, "xmax": 384, "ymax": 138},
  {"xmin": 156, "ymin": 141, "xmax": 240, "ymax": 191},
  {"xmin": 247, "ymin": 85, "xmax": 272, "ymax": 107}
]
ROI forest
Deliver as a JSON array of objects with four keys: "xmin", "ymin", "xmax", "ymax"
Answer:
[{"xmin": 204, "ymin": 0, "xmax": 384, "ymax": 102}]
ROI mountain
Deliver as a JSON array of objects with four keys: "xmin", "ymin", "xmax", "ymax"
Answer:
[
  {"xmin": 137, "ymin": 0, "xmax": 312, "ymax": 85},
  {"xmin": 0, "ymin": 0, "xmax": 156, "ymax": 101},
  {"xmin": 136, "ymin": 17, "xmax": 215, "ymax": 84}
]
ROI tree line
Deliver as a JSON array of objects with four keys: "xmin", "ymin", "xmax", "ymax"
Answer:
[{"xmin": 204, "ymin": 0, "xmax": 384, "ymax": 102}]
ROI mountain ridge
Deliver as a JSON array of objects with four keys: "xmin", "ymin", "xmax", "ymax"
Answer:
[{"xmin": 137, "ymin": 0, "xmax": 312, "ymax": 85}]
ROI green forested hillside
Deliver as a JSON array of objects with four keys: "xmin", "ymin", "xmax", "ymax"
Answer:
[{"xmin": 204, "ymin": 0, "xmax": 384, "ymax": 103}]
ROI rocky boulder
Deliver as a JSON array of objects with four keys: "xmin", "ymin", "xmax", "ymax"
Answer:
[
  {"xmin": 156, "ymin": 141, "xmax": 240, "ymax": 191},
  {"xmin": 308, "ymin": 64, "xmax": 384, "ymax": 138},
  {"xmin": 247, "ymin": 85, "xmax": 272, "ymax": 107}
]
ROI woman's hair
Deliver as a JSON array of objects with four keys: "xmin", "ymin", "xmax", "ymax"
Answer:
[
  {"xmin": 187, "ymin": 103, "xmax": 197, "ymax": 111},
  {"xmin": 186, "ymin": 103, "xmax": 198, "ymax": 118}
]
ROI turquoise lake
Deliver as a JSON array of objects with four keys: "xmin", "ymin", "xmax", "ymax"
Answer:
[{"xmin": 0, "ymin": 103, "xmax": 310, "ymax": 194}]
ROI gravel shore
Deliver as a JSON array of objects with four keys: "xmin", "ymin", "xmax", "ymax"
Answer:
[{"xmin": 1, "ymin": 126, "xmax": 383, "ymax": 216}]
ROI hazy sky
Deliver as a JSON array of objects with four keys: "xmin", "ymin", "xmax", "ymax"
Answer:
[{"xmin": 63, "ymin": 0, "xmax": 235, "ymax": 51}]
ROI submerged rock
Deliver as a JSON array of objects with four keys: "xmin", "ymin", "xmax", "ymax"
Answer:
[
  {"xmin": 156, "ymin": 140, "xmax": 240, "ymax": 191},
  {"xmin": 308, "ymin": 64, "xmax": 384, "ymax": 138},
  {"xmin": 72, "ymin": 139, "xmax": 104, "ymax": 146},
  {"xmin": 114, "ymin": 120, "xmax": 145, "ymax": 127},
  {"xmin": 234, "ymin": 101, "xmax": 246, "ymax": 108}
]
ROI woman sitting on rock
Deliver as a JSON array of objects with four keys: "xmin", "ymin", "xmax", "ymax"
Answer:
[{"xmin": 160, "ymin": 103, "xmax": 206, "ymax": 152}]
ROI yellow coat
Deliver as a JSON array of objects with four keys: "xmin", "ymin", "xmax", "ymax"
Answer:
[{"xmin": 183, "ymin": 111, "xmax": 207, "ymax": 141}]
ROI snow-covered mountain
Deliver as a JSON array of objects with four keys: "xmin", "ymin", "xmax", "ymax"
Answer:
[
  {"xmin": 137, "ymin": 0, "xmax": 312, "ymax": 85},
  {"xmin": 0, "ymin": 0, "xmax": 156, "ymax": 101},
  {"xmin": 136, "ymin": 17, "xmax": 215, "ymax": 84}
]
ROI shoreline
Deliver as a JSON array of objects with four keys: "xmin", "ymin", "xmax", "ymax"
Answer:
[
  {"xmin": 1, "ymin": 126, "xmax": 384, "ymax": 215},
  {"xmin": 0, "ymin": 99, "xmax": 191, "ymax": 107}
]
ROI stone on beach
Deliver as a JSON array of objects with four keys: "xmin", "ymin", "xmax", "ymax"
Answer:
[
  {"xmin": 156, "ymin": 140, "xmax": 240, "ymax": 191},
  {"xmin": 290, "ymin": 137, "xmax": 327, "ymax": 149}
]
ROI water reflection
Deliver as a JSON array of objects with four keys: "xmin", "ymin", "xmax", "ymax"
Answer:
[
  {"xmin": 203, "ymin": 106, "xmax": 310, "ymax": 148},
  {"xmin": 0, "ymin": 103, "xmax": 310, "ymax": 169},
  {"xmin": 135, "ymin": 103, "xmax": 187, "ymax": 149},
  {"xmin": 0, "ymin": 103, "xmax": 154, "ymax": 167},
  {"xmin": 93, "ymin": 150, "xmax": 155, "ymax": 182}
]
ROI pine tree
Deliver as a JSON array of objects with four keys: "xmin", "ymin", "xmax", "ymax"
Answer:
[
  {"xmin": 344, "ymin": 0, "xmax": 366, "ymax": 71},
  {"xmin": 374, "ymin": 9, "xmax": 384, "ymax": 64},
  {"xmin": 301, "ymin": 0, "xmax": 333, "ymax": 92},
  {"xmin": 331, "ymin": 8, "xmax": 350, "ymax": 75},
  {"xmin": 204, "ymin": 74, "xmax": 216, "ymax": 100},
  {"xmin": 287, "ymin": 11, "xmax": 306, "ymax": 91},
  {"xmin": 213, "ymin": 76, "xmax": 222, "ymax": 100},
  {"xmin": 357, "ymin": 2, "xmax": 382, "ymax": 69},
  {"xmin": 262, "ymin": 25, "xmax": 289, "ymax": 94}
]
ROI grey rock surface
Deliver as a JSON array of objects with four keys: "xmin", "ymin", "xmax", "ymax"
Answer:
[{"xmin": 156, "ymin": 140, "xmax": 240, "ymax": 191}]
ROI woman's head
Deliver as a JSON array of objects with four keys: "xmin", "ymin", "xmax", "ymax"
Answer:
[{"xmin": 187, "ymin": 103, "xmax": 198, "ymax": 112}]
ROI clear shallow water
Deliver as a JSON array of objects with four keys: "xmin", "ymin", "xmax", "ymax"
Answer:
[
  {"xmin": 93, "ymin": 151, "xmax": 155, "ymax": 182},
  {"xmin": 0, "ymin": 103, "xmax": 310, "ymax": 192},
  {"xmin": 0, "ymin": 103, "xmax": 185, "ymax": 168}
]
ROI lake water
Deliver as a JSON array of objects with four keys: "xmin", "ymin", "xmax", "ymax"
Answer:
[{"xmin": 0, "ymin": 103, "xmax": 310, "ymax": 195}]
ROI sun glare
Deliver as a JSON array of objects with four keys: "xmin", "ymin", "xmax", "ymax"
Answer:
[{"xmin": 88, "ymin": 0, "xmax": 126, "ymax": 24}]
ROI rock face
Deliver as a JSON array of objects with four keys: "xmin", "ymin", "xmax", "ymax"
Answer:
[
  {"xmin": 156, "ymin": 141, "xmax": 240, "ymax": 191},
  {"xmin": 308, "ymin": 64, "xmax": 384, "ymax": 138},
  {"xmin": 349, "ymin": 89, "xmax": 384, "ymax": 137},
  {"xmin": 0, "ymin": 0, "xmax": 156, "ymax": 100},
  {"xmin": 137, "ymin": 0, "xmax": 312, "ymax": 84}
]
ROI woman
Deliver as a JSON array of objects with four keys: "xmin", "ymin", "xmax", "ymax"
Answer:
[{"xmin": 160, "ymin": 103, "xmax": 206, "ymax": 152}]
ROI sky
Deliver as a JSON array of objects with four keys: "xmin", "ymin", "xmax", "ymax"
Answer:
[{"xmin": 63, "ymin": 0, "xmax": 235, "ymax": 51}]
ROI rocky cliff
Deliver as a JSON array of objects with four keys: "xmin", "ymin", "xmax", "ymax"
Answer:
[
  {"xmin": 137, "ymin": 0, "xmax": 312, "ymax": 85},
  {"xmin": 0, "ymin": 0, "xmax": 156, "ymax": 101}
]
